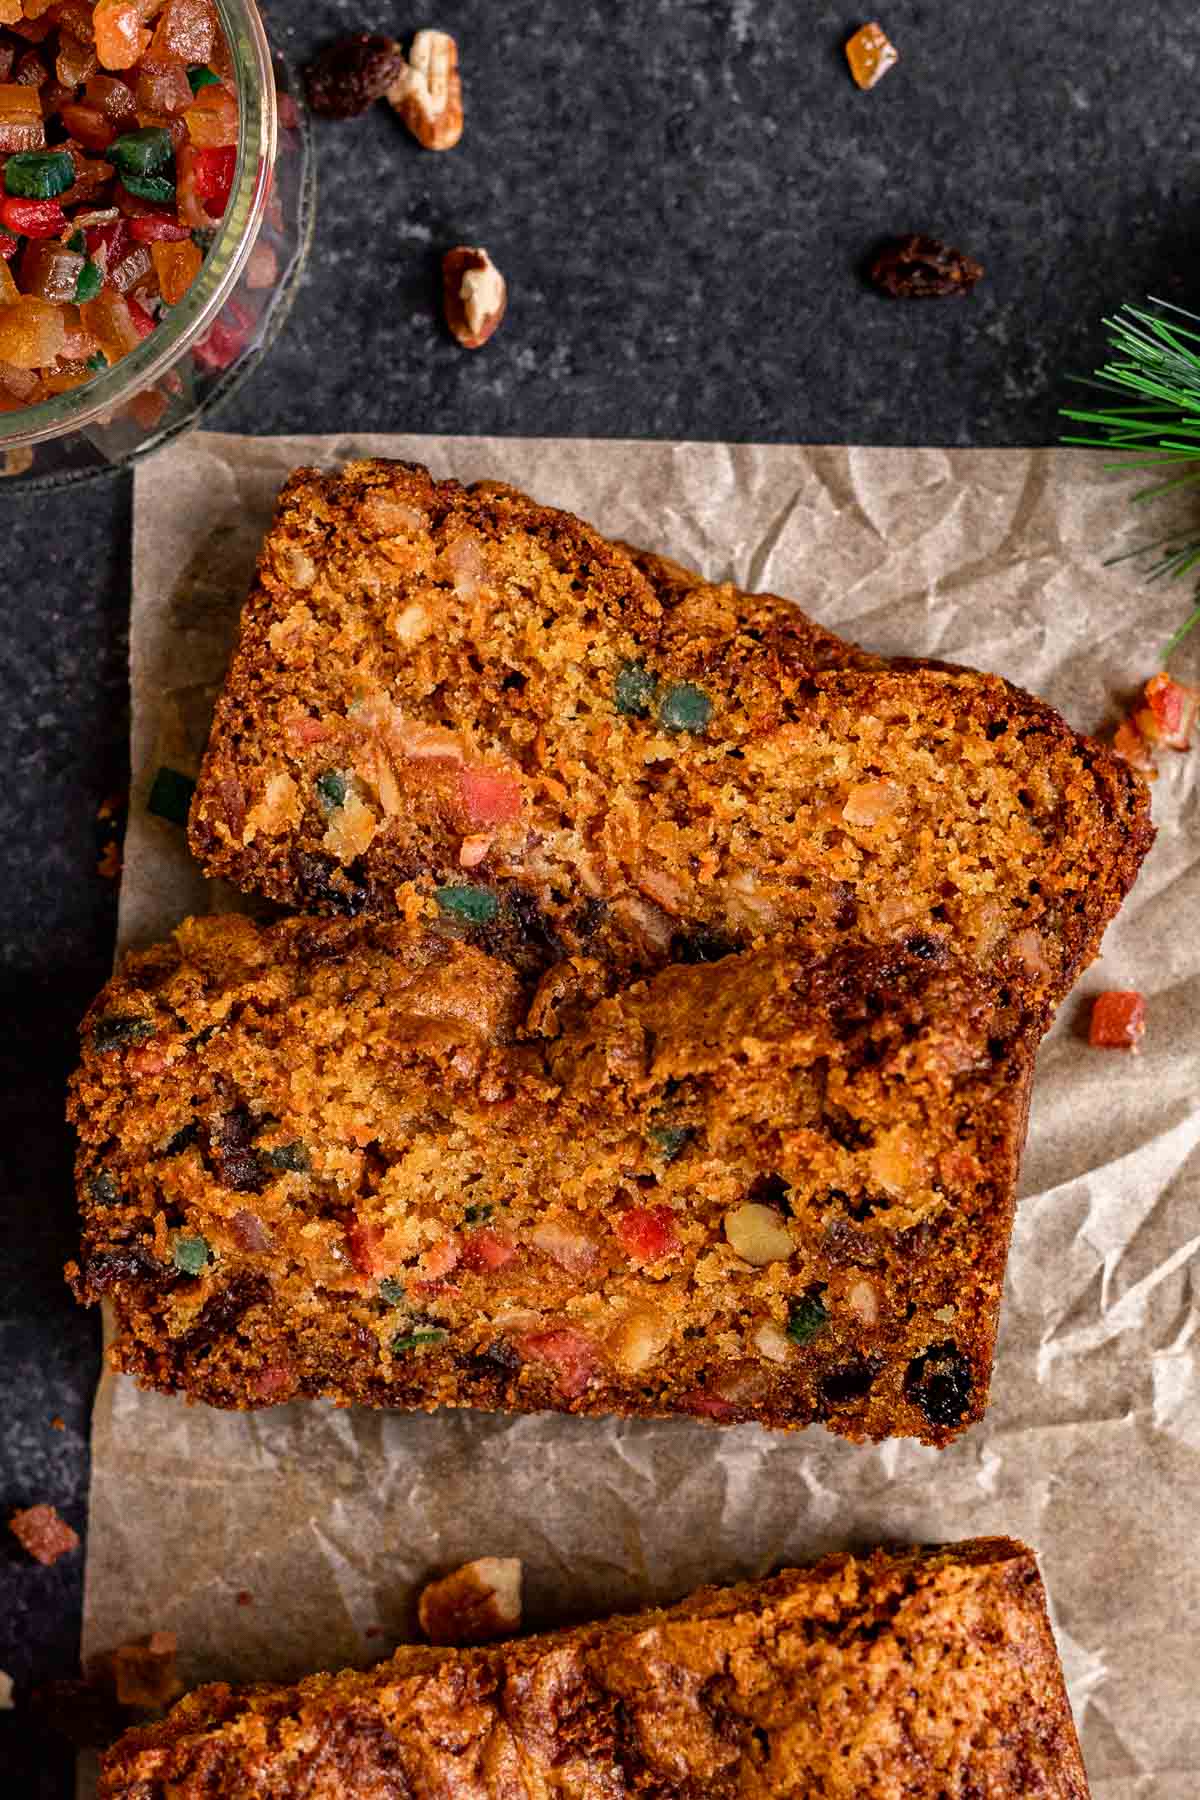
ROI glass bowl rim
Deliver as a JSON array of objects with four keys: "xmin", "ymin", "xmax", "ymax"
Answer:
[{"xmin": 0, "ymin": 0, "xmax": 277, "ymax": 451}]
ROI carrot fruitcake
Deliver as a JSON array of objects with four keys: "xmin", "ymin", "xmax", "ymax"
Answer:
[
  {"xmin": 68, "ymin": 912, "xmax": 1038, "ymax": 1443},
  {"xmin": 97, "ymin": 1537, "xmax": 1090, "ymax": 1799},
  {"xmin": 187, "ymin": 460, "xmax": 1152, "ymax": 1011}
]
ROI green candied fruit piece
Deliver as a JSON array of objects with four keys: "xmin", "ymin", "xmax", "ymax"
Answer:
[
  {"xmin": 147, "ymin": 766, "xmax": 196, "ymax": 826},
  {"xmin": 463, "ymin": 1202, "xmax": 493, "ymax": 1225},
  {"xmin": 435, "ymin": 885, "xmax": 499, "ymax": 925},
  {"xmin": 379, "ymin": 1277, "xmax": 406, "ymax": 1306},
  {"xmin": 391, "ymin": 1327, "xmax": 448, "ymax": 1354},
  {"xmin": 110, "ymin": 126, "xmax": 174, "ymax": 177},
  {"xmin": 614, "ymin": 660, "xmax": 656, "ymax": 717},
  {"xmin": 66, "ymin": 229, "xmax": 86, "ymax": 254},
  {"xmin": 4, "ymin": 150, "xmax": 75, "ymax": 200},
  {"xmin": 86, "ymin": 351, "xmax": 109, "ymax": 373},
  {"xmin": 92, "ymin": 1015, "xmax": 154, "ymax": 1054},
  {"xmin": 657, "ymin": 681, "xmax": 713, "ymax": 734},
  {"xmin": 786, "ymin": 1293, "xmax": 829, "ymax": 1347},
  {"xmin": 265, "ymin": 1142, "xmax": 310, "ymax": 1174},
  {"xmin": 171, "ymin": 1233, "xmax": 211, "ymax": 1276},
  {"xmin": 120, "ymin": 171, "xmax": 176, "ymax": 204},
  {"xmin": 315, "ymin": 769, "xmax": 347, "ymax": 812},
  {"xmin": 88, "ymin": 1171, "xmax": 121, "ymax": 1206},
  {"xmin": 187, "ymin": 65, "xmax": 221, "ymax": 93},
  {"xmin": 647, "ymin": 1124, "xmax": 691, "ymax": 1163},
  {"xmin": 73, "ymin": 260, "xmax": 103, "ymax": 304}
]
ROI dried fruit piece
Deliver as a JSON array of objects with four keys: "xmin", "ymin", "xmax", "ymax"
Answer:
[
  {"xmin": 9, "ymin": 1503, "xmax": 79, "ymax": 1565},
  {"xmin": 442, "ymin": 245, "xmax": 506, "ymax": 350},
  {"xmin": 845, "ymin": 22, "xmax": 899, "ymax": 90},
  {"xmin": 110, "ymin": 1632, "xmax": 182, "ymax": 1711},
  {"xmin": 388, "ymin": 28, "xmax": 462, "ymax": 151},
  {"xmin": 904, "ymin": 1340, "xmax": 972, "ymax": 1427},
  {"xmin": 868, "ymin": 234, "xmax": 984, "ymax": 299},
  {"xmin": 304, "ymin": 33, "xmax": 405, "ymax": 120},
  {"xmin": 1144, "ymin": 671, "xmax": 1199, "ymax": 750},
  {"xmin": 417, "ymin": 1557, "xmax": 522, "ymax": 1646},
  {"xmin": 1088, "ymin": 989, "xmax": 1146, "ymax": 1051}
]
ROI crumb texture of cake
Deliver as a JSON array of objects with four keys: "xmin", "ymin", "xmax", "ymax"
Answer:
[
  {"xmin": 187, "ymin": 460, "xmax": 1151, "ymax": 1010},
  {"xmin": 68, "ymin": 913, "xmax": 1038, "ymax": 1443},
  {"xmin": 97, "ymin": 1538, "xmax": 1090, "ymax": 1800}
]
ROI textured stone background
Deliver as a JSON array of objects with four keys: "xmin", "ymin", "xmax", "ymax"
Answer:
[{"xmin": 2, "ymin": 0, "xmax": 1196, "ymax": 1789}]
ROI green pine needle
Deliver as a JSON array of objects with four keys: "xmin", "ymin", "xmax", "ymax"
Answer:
[{"xmin": 1061, "ymin": 297, "xmax": 1200, "ymax": 654}]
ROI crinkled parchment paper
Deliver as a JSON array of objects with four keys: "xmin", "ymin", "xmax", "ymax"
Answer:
[{"xmin": 81, "ymin": 436, "xmax": 1200, "ymax": 1798}]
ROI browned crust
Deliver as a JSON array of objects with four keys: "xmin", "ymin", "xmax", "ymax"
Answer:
[
  {"xmin": 67, "ymin": 913, "xmax": 1038, "ymax": 1445},
  {"xmin": 98, "ymin": 1538, "xmax": 1090, "ymax": 1800},
  {"xmin": 186, "ymin": 459, "xmax": 1153, "ymax": 1015}
]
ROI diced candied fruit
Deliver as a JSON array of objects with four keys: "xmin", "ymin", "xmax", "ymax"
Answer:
[
  {"xmin": 460, "ymin": 1227, "xmax": 515, "ymax": 1273},
  {"xmin": 0, "ymin": 259, "xmax": 18, "ymax": 305},
  {"xmin": 57, "ymin": 30, "xmax": 97, "ymax": 87},
  {"xmin": 54, "ymin": 0, "xmax": 98, "ymax": 43},
  {"xmin": 176, "ymin": 139, "xmax": 232, "ymax": 221},
  {"xmin": 0, "ymin": 292, "xmax": 66, "ymax": 364},
  {"xmin": 616, "ymin": 1204, "xmax": 681, "ymax": 1264},
  {"xmin": 0, "ymin": 81, "xmax": 46, "ymax": 152},
  {"xmin": 845, "ymin": 22, "xmax": 899, "ymax": 90},
  {"xmin": 1112, "ymin": 716, "xmax": 1156, "ymax": 776},
  {"xmin": 58, "ymin": 99, "xmax": 117, "ymax": 148},
  {"xmin": 1088, "ymin": 990, "xmax": 1146, "ymax": 1051},
  {"xmin": 1144, "ymin": 671, "xmax": 1199, "ymax": 751},
  {"xmin": 0, "ymin": 195, "xmax": 67, "ymax": 235},
  {"xmin": 9, "ymin": 1503, "xmax": 80, "ymax": 1566},
  {"xmin": 0, "ymin": 231, "xmax": 19, "ymax": 267},
  {"xmin": 85, "ymin": 72, "xmax": 138, "ymax": 124},
  {"xmin": 93, "ymin": 0, "xmax": 162, "ymax": 71},
  {"xmin": 182, "ymin": 76, "xmax": 235, "ymax": 144},
  {"xmin": 60, "ymin": 145, "xmax": 115, "ymax": 207},
  {"xmin": 19, "ymin": 237, "xmax": 84, "ymax": 301},
  {"xmin": 80, "ymin": 285, "xmax": 141, "ymax": 357},
  {"xmin": 459, "ymin": 766, "xmax": 521, "ymax": 827},
  {"xmin": 515, "ymin": 1326, "xmax": 598, "ymax": 1398},
  {"xmin": 149, "ymin": 0, "xmax": 216, "ymax": 67}
]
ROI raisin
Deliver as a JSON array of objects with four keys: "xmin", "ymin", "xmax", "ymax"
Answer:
[
  {"xmin": 504, "ymin": 887, "xmax": 562, "ymax": 955},
  {"xmin": 295, "ymin": 852, "xmax": 369, "ymax": 917},
  {"xmin": 747, "ymin": 1173, "xmax": 791, "ymax": 1213},
  {"xmin": 265, "ymin": 1141, "xmax": 309, "ymax": 1173},
  {"xmin": 903, "ymin": 933, "xmax": 943, "ymax": 961},
  {"xmin": 819, "ymin": 1355, "xmax": 880, "ymax": 1408},
  {"xmin": 87, "ymin": 1171, "xmax": 121, "ymax": 1206},
  {"xmin": 81, "ymin": 1245, "xmax": 159, "ymax": 1295},
  {"xmin": 91, "ymin": 1014, "xmax": 154, "ymax": 1054},
  {"xmin": 670, "ymin": 928, "xmax": 737, "ymax": 965},
  {"xmin": 868, "ymin": 235, "xmax": 984, "ymax": 299},
  {"xmin": 210, "ymin": 1105, "xmax": 267, "ymax": 1194},
  {"xmin": 904, "ymin": 1341, "xmax": 974, "ymax": 1427},
  {"xmin": 181, "ymin": 1272, "xmax": 270, "ymax": 1353},
  {"xmin": 163, "ymin": 1121, "xmax": 198, "ymax": 1157},
  {"xmin": 304, "ymin": 34, "xmax": 406, "ymax": 118}
]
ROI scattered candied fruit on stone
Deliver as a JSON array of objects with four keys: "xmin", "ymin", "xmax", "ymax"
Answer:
[
  {"xmin": 845, "ymin": 22, "xmax": 899, "ymax": 90},
  {"xmin": 417, "ymin": 1556, "xmax": 522, "ymax": 1646},
  {"xmin": 9, "ymin": 1503, "xmax": 80, "ymax": 1565},
  {"xmin": 1088, "ymin": 989, "xmax": 1146, "ymax": 1052},
  {"xmin": 868, "ymin": 234, "xmax": 984, "ymax": 299}
]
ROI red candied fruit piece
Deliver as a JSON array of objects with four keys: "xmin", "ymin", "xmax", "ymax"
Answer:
[
  {"xmin": 516, "ymin": 1326, "xmax": 599, "ymax": 1398},
  {"xmin": 460, "ymin": 1226, "xmax": 516, "ymax": 1272},
  {"xmin": 421, "ymin": 1234, "xmax": 461, "ymax": 1280},
  {"xmin": 1089, "ymin": 990, "xmax": 1146, "ymax": 1052},
  {"xmin": 126, "ymin": 294, "xmax": 156, "ymax": 339},
  {"xmin": 679, "ymin": 1389, "xmax": 737, "ymax": 1422},
  {"xmin": 346, "ymin": 1222, "xmax": 386, "ymax": 1277},
  {"xmin": 0, "ymin": 233, "xmax": 18, "ymax": 263},
  {"xmin": 58, "ymin": 101, "xmax": 118, "ymax": 150},
  {"xmin": 9, "ymin": 1503, "xmax": 80, "ymax": 1566},
  {"xmin": 129, "ymin": 214, "xmax": 192, "ymax": 242},
  {"xmin": 460, "ymin": 766, "xmax": 522, "ymax": 827},
  {"xmin": 1144, "ymin": 671, "xmax": 1199, "ymax": 752},
  {"xmin": 0, "ymin": 197, "xmax": 68, "ymax": 238},
  {"xmin": 248, "ymin": 1361, "xmax": 296, "ymax": 1402},
  {"xmin": 616, "ymin": 1204, "xmax": 681, "ymax": 1263},
  {"xmin": 191, "ymin": 298, "xmax": 252, "ymax": 371}
]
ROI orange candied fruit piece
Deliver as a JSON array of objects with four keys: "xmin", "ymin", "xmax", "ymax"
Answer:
[
  {"xmin": 845, "ymin": 21, "xmax": 899, "ymax": 90},
  {"xmin": 0, "ymin": 294, "xmax": 67, "ymax": 368},
  {"xmin": 93, "ymin": 0, "xmax": 163, "ymax": 71},
  {"xmin": 1088, "ymin": 990, "xmax": 1147, "ymax": 1052},
  {"xmin": 183, "ymin": 79, "xmax": 237, "ymax": 146},
  {"xmin": 0, "ymin": 81, "xmax": 47, "ymax": 153},
  {"xmin": 1144, "ymin": 670, "xmax": 1199, "ymax": 751},
  {"xmin": 80, "ymin": 288, "xmax": 142, "ymax": 360},
  {"xmin": 150, "ymin": 235, "xmax": 201, "ymax": 303}
]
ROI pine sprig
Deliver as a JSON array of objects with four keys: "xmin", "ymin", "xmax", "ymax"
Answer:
[{"xmin": 1061, "ymin": 297, "xmax": 1200, "ymax": 654}]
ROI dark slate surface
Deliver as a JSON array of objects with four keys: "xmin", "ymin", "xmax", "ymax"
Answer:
[{"xmin": 1, "ymin": 0, "xmax": 1193, "ymax": 1788}]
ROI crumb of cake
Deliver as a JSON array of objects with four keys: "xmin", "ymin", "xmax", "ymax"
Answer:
[
  {"xmin": 9, "ymin": 1504, "xmax": 79, "ymax": 1566},
  {"xmin": 418, "ymin": 1556, "xmax": 523, "ymax": 1645}
]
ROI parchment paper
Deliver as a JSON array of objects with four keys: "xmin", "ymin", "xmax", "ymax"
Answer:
[{"xmin": 83, "ymin": 436, "xmax": 1199, "ymax": 1799}]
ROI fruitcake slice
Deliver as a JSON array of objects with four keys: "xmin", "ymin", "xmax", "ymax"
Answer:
[
  {"xmin": 188, "ymin": 459, "xmax": 1152, "ymax": 1010},
  {"xmin": 98, "ymin": 1539, "xmax": 1089, "ymax": 1800},
  {"xmin": 68, "ymin": 913, "xmax": 1038, "ymax": 1444}
]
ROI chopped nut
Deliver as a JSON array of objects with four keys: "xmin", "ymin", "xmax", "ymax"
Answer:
[
  {"xmin": 443, "ymin": 247, "xmax": 507, "ymax": 350},
  {"xmin": 753, "ymin": 1320, "xmax": 792, "ymax": 1364},
  {"xmin": 111, "ymin": 1632, "xmax": 182, "ymax": 1712},
  {"xmin": 9, "ymin": 1503, "xmax": 79, "ymax": 1566},
  {"xmin": 842, "ymin": 779, "xmax": 904, "ymax": 828},
  {"xmin": 845, "ymin": 22, "xmax": 899, "ymax": 89},
  {"xmin": 417, "ymin": 1556, "xmax": 522, "ymax": 1646},
  {"xmin": 389, "ymin": 29, "xmax": 464, "ymax": 150},
  {"xmin": 723, "ymin": 1201, "xmax": 794, "ymax": 1266},
  {"xmin": 609, "ymin": 1301, "xmax": 671, "ymax": 1373},
  {"xmin": 846, "ymin": 1277, "xmax": 880, "ymax": 1326},
  {"xmin": 868, "ymin": 235, "xmax": 984, "ymax": 299}
]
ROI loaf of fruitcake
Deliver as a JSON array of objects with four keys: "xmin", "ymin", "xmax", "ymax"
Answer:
[
  {"xmin": 187, "ymin": 460, "xmax": 1152, "ymax": 1010},
  {"xmin": 68, "ymin": 912, "xmax": 1039, "ymax": 1443},
  {"xmin": 97, "ymin": 1537, "xmax": 1089, "ymax": 1799}
]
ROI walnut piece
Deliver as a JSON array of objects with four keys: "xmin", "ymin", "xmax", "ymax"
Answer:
[
  {"xmin": 389, "ymin": 29, "xmax": 464, "ymax": 150},
  {"xmin": 417, "ymin": 1556, "xmax": 523, "ymax": 1646},
  {"xmin": 442, "ymin": 247, "xmax": 507, "ymax": 350}
]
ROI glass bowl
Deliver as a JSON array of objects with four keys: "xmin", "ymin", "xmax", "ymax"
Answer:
[{"xmin": 0, "ymin": 0, "xmax": 313, "ymax": 491}]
